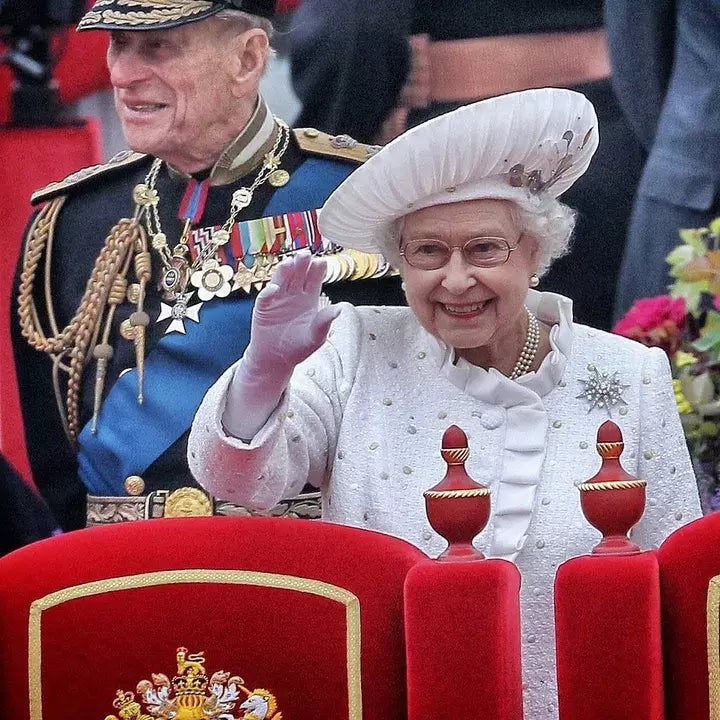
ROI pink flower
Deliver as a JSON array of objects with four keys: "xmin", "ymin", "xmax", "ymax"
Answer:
[
  {"xmin": 613, "ymin": 295, "xmax": 687, "ymax": 355},
  {"xmin": 613, "ymin": 295, "xmax": 686, "ymax": 335}
]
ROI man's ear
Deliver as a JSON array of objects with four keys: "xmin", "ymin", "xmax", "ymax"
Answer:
[{"xmin": 229, "ymin": 28, "xmax": 269, "ymax": 98}]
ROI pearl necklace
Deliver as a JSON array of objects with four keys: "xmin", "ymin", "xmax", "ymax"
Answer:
[{"xmin": 509, "ymin": 307, "xmax": 540, "ymax": 380}]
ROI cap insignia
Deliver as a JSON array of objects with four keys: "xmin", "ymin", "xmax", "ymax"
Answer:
[{"xmin": 79, "ymin": 1, "xmax": 216, "ymax": 30}]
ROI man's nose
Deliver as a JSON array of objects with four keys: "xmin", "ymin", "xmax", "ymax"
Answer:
[
  {"xmin": 440, "ymin": 249, "xmax": 478, "ymax": 294},
  {"xmin": 108, "ymin": 49, "xmax": 149, "ymax": 88}
]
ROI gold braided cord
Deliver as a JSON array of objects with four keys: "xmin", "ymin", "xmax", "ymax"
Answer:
[
  {"xmin": 91, "ymin": 248, "xmax": 135, "ymax": 433},
  {"xmin": 424, "ymin": 488, "xmax": 491, "ymax": 499},
  {"xmin": 575, "ymin": 479, "xmax": 647, "ymax": 492},
  {"xmin": 708, "ymin": 575, "xmax": 720, "ymax": 720},
  {"xmin": 17, "ymin": 200, "xmax": 144, "ymax": 444}
]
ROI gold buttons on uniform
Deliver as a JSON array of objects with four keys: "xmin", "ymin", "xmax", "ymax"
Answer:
[
  {"xmin": 120, "ymin": 318, "xmax": 138, "ymax": 341},
  {"xmin": 303, "ymin": 128, "xmax": 319, "ymax": 138},
  {"xmin": 124, "ymin": 475, "xmax": 146, "ymax": 496},
  {"xmin": 127, "ymin": 283, "xmax": 141, "ymax": 303}
]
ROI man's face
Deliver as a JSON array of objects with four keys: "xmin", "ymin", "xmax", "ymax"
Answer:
[{"xmin": 107, "ymin": 20, "xmax": 245, "ymax": 168}]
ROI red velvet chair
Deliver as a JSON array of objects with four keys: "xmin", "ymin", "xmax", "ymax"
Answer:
[
  {"xmin": 0, "ymin": 516, "xmax": 523, "ymax": 720},
  {"xmin": 554, "ymin": 551, "xmax": 665, "ymax": 720},
  {"xmin": 656, "ymin": 512, "xmax": 720, "ymax": 720},
  {"xmin": 555, "ymin": 513, "xmax": 720, "ymax": 720}
]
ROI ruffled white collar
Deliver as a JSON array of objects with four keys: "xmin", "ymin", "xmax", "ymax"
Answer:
[{"xmin": 424, "ymin": 289, "xmax": 574, "ymax": 400}]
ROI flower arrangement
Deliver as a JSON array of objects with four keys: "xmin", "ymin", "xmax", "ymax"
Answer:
[{"xmin": 613, "ymin": 218, "xmax": 720, "ymax": 513}]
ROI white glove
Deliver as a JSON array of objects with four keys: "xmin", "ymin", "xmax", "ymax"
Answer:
[{"xmin": 221, "ymin": 252, "xmax": 341, "ymax": 441}]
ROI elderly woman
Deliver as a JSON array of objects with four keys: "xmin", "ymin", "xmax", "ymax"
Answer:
[{"xmin": 188, "ymin": 88, "xmax": 701, "ymax": 719}]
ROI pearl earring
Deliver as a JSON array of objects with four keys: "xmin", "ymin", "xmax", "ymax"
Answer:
[{"xmin": 529, "ymin": 273, "xmax": 539, "ymax": 288}]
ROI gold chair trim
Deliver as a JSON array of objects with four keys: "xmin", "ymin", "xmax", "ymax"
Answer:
[
  {"xmin": 708, "ymin": 574, "xmax": 720, "ymax": 720},
  {"xmin": 423, "ymin": 488, "xmax": 491, "ymax": 499},
  {"xmin": 28, "ymin": 569, "xmax": 362, "ymax": 719},
  {"xmin": 575, "ymin": 479, "xmax": 647, "ymax": 492}
]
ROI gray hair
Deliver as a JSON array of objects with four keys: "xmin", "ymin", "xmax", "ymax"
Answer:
[
  {"xmin": 214, "ymin": 9, "xmax": 276, "ymax": 68},
  {"xmin": 385, "ymin": 198, "xmax": 576, "ymax": 276},
  {"xmin": 513, "ymin": 199, "xmax": 577, "ymax": 276}
]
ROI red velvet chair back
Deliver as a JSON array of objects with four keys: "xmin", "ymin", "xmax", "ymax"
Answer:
[
  {"xmin": 657, "ymin": 513, "xmax": 720, "ymax": 720},
  {"xmin": 0, "ymin": 517, "xmax": 428, "ymax": 720}
]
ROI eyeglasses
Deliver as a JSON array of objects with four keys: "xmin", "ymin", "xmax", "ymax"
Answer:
[{"xmin": 399, "ymin": 237, "xmax": 518, "ymax": 271}]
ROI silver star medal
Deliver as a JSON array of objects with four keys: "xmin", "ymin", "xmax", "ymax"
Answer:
[
  {"xmin": 576, "ymin": 365, "xmax": 629, "ymax": 415},
  {"xmin": 157, "ymin": 292, "xmax": 203, "ymax": 334}
]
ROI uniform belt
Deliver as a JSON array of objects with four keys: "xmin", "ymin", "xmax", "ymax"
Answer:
[
  {"xmin": 86, "ymin": 487, "xmax": 322, "ymax": 525},
  {"xmin": 403, "ymin": 29, "xmax": 611, "ymax": 106}
]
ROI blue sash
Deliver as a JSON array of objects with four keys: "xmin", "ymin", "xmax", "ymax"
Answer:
[{"xmin": 77, "ymin": 158, "xmax": 354, "ymax": 494}]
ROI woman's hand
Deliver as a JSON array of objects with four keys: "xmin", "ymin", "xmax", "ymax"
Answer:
[
  {"xmin": 222, "ymin": 252, "xmax": 340, "ymax": 441},
  {"xmin": 246, "ymin": 252, "xmax": 341, "ymax": 376}
]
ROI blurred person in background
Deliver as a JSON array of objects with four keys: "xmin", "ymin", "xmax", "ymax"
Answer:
[
  {"xmin": 11, "ymin": 0, "xmax": 402, "ymax": 532},
  {"xmin": 288, "ymin": 0, "xmax": 645, "ymax": 332},
  {"xmin": 607, "ymin": 0, "xmax": 720, "ymax": 317}
]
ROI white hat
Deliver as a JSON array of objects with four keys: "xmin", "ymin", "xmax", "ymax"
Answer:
[{"xmin": 318, "ymin": 87, "xmax": 598, "ymax": 257}]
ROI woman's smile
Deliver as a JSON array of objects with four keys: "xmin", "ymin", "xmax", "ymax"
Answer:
[{"xmin": 440, "ymin": 300, "xmax": 491, "ymax": 319}]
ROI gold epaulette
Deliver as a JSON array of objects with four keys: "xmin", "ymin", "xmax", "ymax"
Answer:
[
  {"xmin": 293, "ymin": 128, "xmax": 382, "ymax": 165},
  {"xmin": 30, "ymin": 150, "xmax": 148, "ymax": 206}
]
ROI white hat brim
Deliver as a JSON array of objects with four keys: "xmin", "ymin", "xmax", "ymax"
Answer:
[{"xmin": 318, "ymin": 87, "xmax": 599, "ymax": 257}]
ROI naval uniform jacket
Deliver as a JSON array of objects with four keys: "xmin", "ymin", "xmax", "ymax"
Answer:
[
  {"xmin": 189, "ymin": 289, "xmax": 701, "ymax": 720},
  {"xmin": 11, "ymin": 122, "xmax": 403, "ymax": 531}
]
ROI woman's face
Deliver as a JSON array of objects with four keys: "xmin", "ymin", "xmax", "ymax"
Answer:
[{"xmin": 400, "ymin": 199, "xmax": 539, "ymax": 367}]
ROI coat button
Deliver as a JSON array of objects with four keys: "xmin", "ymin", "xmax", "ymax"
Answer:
[{"xmin": 124, "ymin": 475, "xmax": 145, "ymax": 496}]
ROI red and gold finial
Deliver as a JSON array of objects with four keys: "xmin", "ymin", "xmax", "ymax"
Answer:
[
  {"xmin": 576, "ymin": 421, "xmax": 647, "ymax": 555},
  {"xmin": 424, "ymin": 424, "xmax": 491, "ymax": 561}
]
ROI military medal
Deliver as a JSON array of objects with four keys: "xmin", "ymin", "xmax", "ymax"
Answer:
[
  {"xmin": 161, "ymin": 252, "xmax": 191, "ymax": 297},
  {"xmin": 268, "ymin": 169, "xmax": 290, "ymax": 187},
  {"xmin": 157, "ymin": 293, "xmax": 202, "ymax": 335},
  {"xmin": 138, "ymin": 119, "xmax": 291, "ymax": 326},
  {"xmin": 232, "ymin": 263, "xmax": 256, "ymax": 293},
  {"xmin": 189, "ymin": 258, "xmax": 234, "ymax": 301}
]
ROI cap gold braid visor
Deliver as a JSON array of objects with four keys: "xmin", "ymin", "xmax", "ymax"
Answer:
[{"xmin": 78, "ymin": 0, "xmax": 275, "ymax": 32}]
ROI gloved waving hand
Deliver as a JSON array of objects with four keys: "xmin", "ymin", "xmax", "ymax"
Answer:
[{"xmin": 222, "ymin": 252, "xmax": 341, "ymax": 441}]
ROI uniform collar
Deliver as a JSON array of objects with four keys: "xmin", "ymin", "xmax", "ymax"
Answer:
[{"xmin": 166, "ymin": 96, "xmax": 279, "ymax": 186}]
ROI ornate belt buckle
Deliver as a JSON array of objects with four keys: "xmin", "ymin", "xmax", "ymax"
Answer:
[{"xmin": 145, "ymin": 487, "xmax": 215, "ymax": 519}]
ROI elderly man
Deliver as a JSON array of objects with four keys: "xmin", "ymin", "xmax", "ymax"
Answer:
[{"xmin": 11, "ymin": 0, "xmax": 402, "ymax": 532}]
